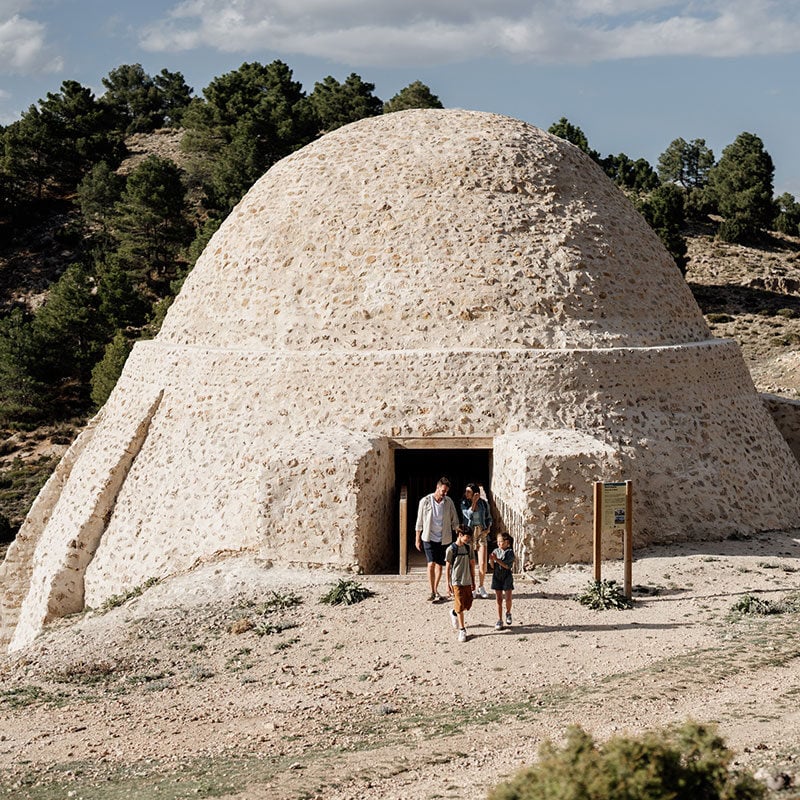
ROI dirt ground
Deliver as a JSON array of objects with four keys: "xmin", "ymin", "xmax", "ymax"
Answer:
[{"xmin": 2, "ymin": 530, "xmax": 800, "ymax": 800}]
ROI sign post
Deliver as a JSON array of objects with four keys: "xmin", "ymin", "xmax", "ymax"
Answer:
[{"xmin": 592, "ymin": 480, "xmax": 633, "ymax": 599}]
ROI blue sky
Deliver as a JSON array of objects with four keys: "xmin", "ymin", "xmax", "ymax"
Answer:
[{"xmin": 2, "ymin": 1, "xmax": 800, "ymax": 195}]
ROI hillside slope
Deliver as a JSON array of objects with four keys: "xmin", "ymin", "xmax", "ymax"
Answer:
[{"xmin": 686, "ymin": 224, "xmax": 800, "ymax": 395}]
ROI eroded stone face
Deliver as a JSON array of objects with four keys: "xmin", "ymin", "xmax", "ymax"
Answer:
[{"xmin": 3, "ymin": 109, "xmax": 799, "ymax": 652}]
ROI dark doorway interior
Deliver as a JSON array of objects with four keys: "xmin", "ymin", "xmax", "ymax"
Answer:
[{"xmin": 393, "ymin": 447, "xmax": 492, "ymax": 573}]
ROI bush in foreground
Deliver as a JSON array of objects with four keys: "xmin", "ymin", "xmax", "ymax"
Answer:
[{"xmin": 489, "ymin": 722, "xmax": 765, "ymax": 800}]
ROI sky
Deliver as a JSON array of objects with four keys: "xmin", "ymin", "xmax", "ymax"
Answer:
[{"xmin": 2, "ymin": 0, "xmax": 800, "ymax": 195}]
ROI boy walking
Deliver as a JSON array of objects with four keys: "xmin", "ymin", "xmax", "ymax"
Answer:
[{"xmin": 446, "ymin": 526, "xmax": 476, "ymax": 642}]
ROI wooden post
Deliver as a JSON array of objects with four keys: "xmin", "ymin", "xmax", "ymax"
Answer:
[
  {"xmin": 593, "ymin": 481, "xmax": 602, "ymax": 583},
  {"xmin": 399, "ymin": 486, "xmax": 408, "ymax": 576},
  {"xmin": 623, "ymin": 480, "xmax": 633, "ymax": 599}
]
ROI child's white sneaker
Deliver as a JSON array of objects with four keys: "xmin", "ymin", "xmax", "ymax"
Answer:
[
  {"xmin": 478, "ymin": 586, "xmax": 489, "ymax": 598},
  {"xmin": 449, "ymin": 608, "xmax": 458, "ymax": 630},
  {"xmin": 458, "ymin": 628, "xmax": 467, "ymax": 643},
  {"xmin": 495, "ymin": 620, "xmax": 503, "ymax": 631},
  {"xmin": 505, "ymin": 612, "xmax": 512, "ymax": 626}
]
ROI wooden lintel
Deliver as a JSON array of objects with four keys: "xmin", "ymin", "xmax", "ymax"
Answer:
[{"xmin": 389, "ymin": 437, "xmax": 493, "ymax": 450}]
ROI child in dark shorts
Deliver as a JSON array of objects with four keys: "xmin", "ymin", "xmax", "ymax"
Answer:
[
  {"xmin": 446, "ymin": 527, "xmax": 475, "ymax": 643},
  {"xmin": 489, "ymin": 532, "xmax": 515, "ymax": 629}
]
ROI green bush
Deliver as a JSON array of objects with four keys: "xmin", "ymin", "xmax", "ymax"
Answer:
[
  {"xmin": 489, "ymin": 722, "xmax": 765, "ymax": 800},
  {"xmin": 731, "ymin": 591, "xmax": 800, "ymax": 616},
  {"xmin": 90, "ymin": 330, "xmax": 133, "ymax": 408},
  {"xmin": 731, "ymin": 593, "xmax": 777, "ymax": 616},
  {"xmin": 576, "ymin": 579, "xmax": 633, "ymax": 610}
]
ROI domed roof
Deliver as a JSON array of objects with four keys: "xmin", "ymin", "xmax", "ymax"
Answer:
[{"xmin": 159, "ymin": 109, "xmax": 709, "ymax": 350}]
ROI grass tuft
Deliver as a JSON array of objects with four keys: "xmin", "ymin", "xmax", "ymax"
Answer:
[
  {"xmin": 319, "ymin": 579, "xmax": 375, "ymax": 606},
  {"xmin": 100, "ymin": 577, "xmax": 160, "ymax": 611}
]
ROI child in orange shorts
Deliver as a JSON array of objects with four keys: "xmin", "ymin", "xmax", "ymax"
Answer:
[{"xmin": 446, "ymin": 526, "xmax": 476, "ymax": 642}]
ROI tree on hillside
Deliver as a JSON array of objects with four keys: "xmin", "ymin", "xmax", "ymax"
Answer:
[
  {"xmin": 91, "ymin": 330, "xmax": 133, "ymax": 408},
  {"xmin": 657, "ymin": 137, "xmax": 716, "ymax": 220},
  {"xmin": 636, "ymin": 184, "xmax": 688, "ymax": 273},
  {"xmin": 599, "ymin": 153, "xmax": 660, "ymax": 193},
  {"xmin": 77, "ymin": 161, "xmax": 126, "ymax": 247},
  {"xmin": 309, "ymin": 74, "xmax": 383, "ymax": 132},
  {"xmin": 181, "ymin": 60, "xmax": 317, "ymax": 212},
  {"xmin": 383, "ymin": 81, "xmax": 443, "ymax": 113},
  {"xmin": 0, "ymin": 308, "xmax": 45, "ymax": 423},
  {"xmin": 548, "ymin": 117, "xmax": 594, "ymax": 155},
  {"xmin": 111, "ymin": 155, "xmax": 192, "ymax": 282},
  {"xmin": 37, "ymin": 80, "xmax": 124, "ymax": 189},
  {"xmin": 101, "ymin": 64, "xmax": 193, "ymax": 133},
  {"xmin": 154, "ymin": 69, "xmax": 193, "ymax": 126},
  {"xmin": 31, "ymin": 264, "xmax": 105, "ymax": 393},
  {"xmin": 102, "ymin": 64, "xmax": 164, "ymax": 134},
  {"xmin": 1, "ymin": 106, "xmax": 51, "ymax": 201},
  {"xmin": 657, "ymin": 137, "xmax": 715, "ymax": 189},
  {"xmin": 773, "ymin": 192, "xmax": 800, "ymax": 236},
  {"xmin": 3, "ymin": 81, "xmax": 123, "ymax": 197},
  {"xmin": 0, "ymin": 165, "xmax": 17, "ymax": 216},
  {"xmin": 95, "ymin": 256, "xmax": 150, "ymax": 330},
  {"xmin": 707, "ymin": 132, "xmax": 774, "ymax": 243}
]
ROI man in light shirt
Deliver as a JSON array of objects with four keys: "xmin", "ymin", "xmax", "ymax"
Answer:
[{"xmin": 415, "ymin": 476, "xmax": 460, "ymax": 601}]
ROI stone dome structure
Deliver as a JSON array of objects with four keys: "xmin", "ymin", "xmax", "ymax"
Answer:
[{"xmin": 3, "ymin": 109, "xmax": 800, "ymax": 652}]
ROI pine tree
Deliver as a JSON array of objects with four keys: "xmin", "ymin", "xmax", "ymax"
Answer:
[
  {"xmin": 309, "ymin": 73, "xmax": 383, "ymax": 132},
  {"xmin": 91, "ymin": 331, "xmax": 132, "ymax": 408},
  {"xmin": 708, "ymin": 132, "xmax": 774, "ymax": 243},
  {"xmin": 111, "ymin": 155, "xmax": 192, "ymax": 282},
  {"xmin": 383, "ymin": 81, "xmax": 443, "ymax": 113},
  {"xmin": 0, "ymin": 308, "xmax": 45, "ymax": 424}
]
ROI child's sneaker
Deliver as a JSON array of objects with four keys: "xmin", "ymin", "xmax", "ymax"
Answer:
[
  {"xmin": 505, "ymin": 612, "xmax": 512, "ymax": 626},
  {"xmin": 458, "ymin": 628, "xmax": 467, "ymax": 643},
  {"xmin": 428, "ymin": 591, "xmax": 436, "ymax": 601},
  {"xmin": 449, "ymin": 608, "xmax": 458, "ymax": 630},
  {"xmin": 433, "ymin": 592, "xmax": 442, "ymax": 602},
  {"xmin": 495, "ymin": 620, "xmax": 503, "ymax": 631},
  {"xmin": 478, "ymin": 586, "xmax": 489, "ymax": 598}
]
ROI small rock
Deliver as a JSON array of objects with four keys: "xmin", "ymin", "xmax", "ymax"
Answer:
[{"xmin": 754, "ymin": 768, "xmax": 793, "ymax": 791}]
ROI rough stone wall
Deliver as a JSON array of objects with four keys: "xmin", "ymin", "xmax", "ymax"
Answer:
[
  {"xmin": 761, "ymin": 393, "xmax": 800, "ymax": 465},
  {"xmin": 352, "ymin": 440, "xmax": 396, "ymax": 574},
  {"xmin": 84, "ymin": 338, "xmax": 800, "ymax": 556},
  {"xmin": 254, "ymin": 430, "xmax": 393, "ymax": 573},
  {"xmin": 10, "ymin": 391, "xmax": 163, "ymax": 651},
  {"xmin": 159, "ymin": 111, "xmax": 710, "ymax": 353},
  {"xmin": 493, "ymin": 431, "xmax": 624, "ymax": 566},
  {"xmin": 0, "ymin": 418, "xmax": 99, "ymax": 652}
]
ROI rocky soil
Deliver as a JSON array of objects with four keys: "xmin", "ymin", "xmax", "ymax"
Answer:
[
  {"xmin": 2, "ymin": 533, "xmax": 800, "ymax": 799},
  {"xmin": 686, "ymin": 225, "xmax": 800, "ymax": 396}
]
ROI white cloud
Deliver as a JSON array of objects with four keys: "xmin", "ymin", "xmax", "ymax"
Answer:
[
  {"xmin": 0, "ymin": 9, "xmax": 63, "ymax": 74},
  {"xmin": 138, "ymin": 0, "xmax": 800, "ymax": 66}
]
